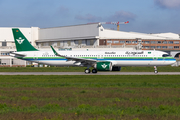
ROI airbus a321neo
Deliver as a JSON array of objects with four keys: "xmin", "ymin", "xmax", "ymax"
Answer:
[{"xmin": 10, "ymin": 28, "xmax": 176, "ymax": 74}]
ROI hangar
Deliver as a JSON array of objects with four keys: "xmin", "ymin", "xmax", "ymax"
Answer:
[
  {"xmin": 36, "ymin": 23, "xmax": 180, "ymax": 51},
  {"xmin": 0, "ymin": 23, "xmax": 180, "ymax": 66}
]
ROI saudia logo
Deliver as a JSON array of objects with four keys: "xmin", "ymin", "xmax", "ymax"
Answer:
[
  {"xmin": 16, "ymin": 37, "xmax": 24, "ymax": 44},
  {"xmin": 101, "ymin": 64, "xmax": 107, "ymax": 69}
]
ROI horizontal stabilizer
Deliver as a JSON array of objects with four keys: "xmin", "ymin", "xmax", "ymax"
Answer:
[{"xmin": 10, "ymin": 52, "xmax": 26, "ymax": 57}]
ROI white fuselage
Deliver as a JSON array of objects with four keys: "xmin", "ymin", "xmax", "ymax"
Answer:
[{"xmin": 12, "ymin": 50, "xmax": 176, "ymax": 67}]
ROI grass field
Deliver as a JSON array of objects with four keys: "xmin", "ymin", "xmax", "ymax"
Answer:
[
  {"xmin": 0, "ymin": 66, "xmax": 180, "ymax": 72},
  {"xmin": 0, "ymin": 75, "xmax": 180, "ymax": 120}
]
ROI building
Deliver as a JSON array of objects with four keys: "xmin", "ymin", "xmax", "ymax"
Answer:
[
  {"xmin": 0, "ymin": 27, "xmax": 38, "ymax": 66},
  {"xmin": 0, "ymin": 23, "xmax": 180, "ymax": 66}
]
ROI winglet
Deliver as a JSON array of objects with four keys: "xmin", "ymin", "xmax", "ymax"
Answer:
[{"xmin": 50, "ymin": 46, "xmax": 60, "ymax": 56}]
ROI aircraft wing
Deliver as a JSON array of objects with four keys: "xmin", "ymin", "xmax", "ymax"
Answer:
[{"xmin": 50, "ymin": 46, "xmax": 97, "ymax": 66}]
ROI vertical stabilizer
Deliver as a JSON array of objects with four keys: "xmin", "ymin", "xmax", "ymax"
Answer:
[{"xmin": 12, "ymin": 28, "xmax": 38, "ymax": 52}]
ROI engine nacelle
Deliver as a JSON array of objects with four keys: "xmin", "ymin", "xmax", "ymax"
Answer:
[
  {"xmin": 112, "ymin": 66, "xmax": 121, "ymax": 71},
  {"xmin": 94, "ymin": 61, "xmax": 112, "ymax": 71}
]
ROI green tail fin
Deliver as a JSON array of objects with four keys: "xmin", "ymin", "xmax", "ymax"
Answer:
[{"xmin": 12, "ymin": 28, "xmax": 38, "ymax": 52}]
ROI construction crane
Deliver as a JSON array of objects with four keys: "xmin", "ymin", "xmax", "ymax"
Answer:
[{"xmin": 100, "ymin": 21, "xmax": 129, "ymax": 31}]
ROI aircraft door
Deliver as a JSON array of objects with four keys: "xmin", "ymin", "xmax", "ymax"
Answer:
[
  {"xmin": 97, "ymin": 53, "xmax": 104, "ymax": 59},
  {"xmin": 149, "ymin": 52, "xmax": 158, "ymax": 65},
  {"xmin": 34, "ymin": 52, "xmax": 38, "ymax": 60},
  {"xmin": 101, "ymin": 55, "xmax": 104, "ymax": 59},
  {"xmin": 153, "ymin": 52, "xmax": 158, "ymax": 60}
]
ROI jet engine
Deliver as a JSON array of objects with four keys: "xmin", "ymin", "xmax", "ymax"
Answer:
[{"xmin": 94, "ymin": 61, "xmax": 112, "ymax": 71}]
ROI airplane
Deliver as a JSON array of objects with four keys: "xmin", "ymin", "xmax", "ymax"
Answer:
[{"xmin": 10, "ymin": 28, "xmax": 176, "ymax": 74}]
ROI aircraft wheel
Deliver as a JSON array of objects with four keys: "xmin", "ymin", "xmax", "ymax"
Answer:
[
  {"xmin": 92, "ymin": 69, "xmax": 97, "ymax": 73},
  {"xmin": 85, "ymin": 69, "xmax": 91, "ymax": 74},
  {"xmin": 154, "ymin": 70, "xmax": 158, "ymax": 74}
]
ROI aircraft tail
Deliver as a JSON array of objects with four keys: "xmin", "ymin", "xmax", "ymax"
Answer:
[{"xmin": 12, "ymin": 28, "xmax": 38, "ymax": 52}]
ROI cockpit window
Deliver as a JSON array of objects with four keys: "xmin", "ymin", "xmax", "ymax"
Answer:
[{"xmin": 162, "ymin": 54, "xmax": 170, "ymax": 57}]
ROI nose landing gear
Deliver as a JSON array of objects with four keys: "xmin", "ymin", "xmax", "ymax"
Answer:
[{"xmin": 154, "ymin": 66, "xmax": 158, "ymax": 74}]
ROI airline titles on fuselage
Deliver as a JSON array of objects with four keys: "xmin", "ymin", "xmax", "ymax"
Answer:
[
  {"xmin": 105, "ymin": 52, "xmax": 116, "ymax": 54},
  {"xmin": 125, "ymin": 51, "xmax": 144, "ymax": 55},
  {"xmin": 42, "ymin": 51, "xmax": 145, "ymax": 57}
]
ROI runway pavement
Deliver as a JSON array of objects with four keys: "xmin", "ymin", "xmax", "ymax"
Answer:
[{"xmin": 0, "ymin": 72, "xmax": 180, "ymax": 75}]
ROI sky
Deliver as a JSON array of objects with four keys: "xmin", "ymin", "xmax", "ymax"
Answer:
[{"xmin": 0, "ymin": 0, "xmax": 180, "ymax": 33}]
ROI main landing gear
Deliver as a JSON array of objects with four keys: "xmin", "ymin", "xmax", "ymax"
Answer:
[
  {"xmin": 154, "ymin": 66, "xmax": 158, "ymax": 74},
  {"xmin": 92, "ymin": 69, "xmax": 97, "ymax": 73},
  {"xmin": 84, "ymin": 69, "xmax": 97, "ymax": 74}
]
